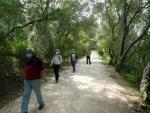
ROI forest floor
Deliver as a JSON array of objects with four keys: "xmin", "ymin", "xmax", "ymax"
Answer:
[{"xmin": 0, "ymin": 51, "xmax": 142, "ymax": 113}]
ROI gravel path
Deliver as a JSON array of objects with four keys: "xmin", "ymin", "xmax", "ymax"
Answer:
[{"xmin": 0, "ymin": 51, "xmax": 135, "ymax": 113}]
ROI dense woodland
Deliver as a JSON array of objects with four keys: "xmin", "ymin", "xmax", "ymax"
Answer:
[{"xmin": 0, "ymin": 0, "xmax": 150, "ymax": 110}]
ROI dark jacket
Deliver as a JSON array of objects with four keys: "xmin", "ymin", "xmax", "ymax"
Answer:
[
  {"xmin": 70, "ymin": 53, "xmax": 78, "ymax": 62},
  {"xmin": 24, "ymin": 56, "xmax": 44, "ymax": 80}
]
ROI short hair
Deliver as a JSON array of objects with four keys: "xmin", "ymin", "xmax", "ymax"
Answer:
[
  {"xmin": 55, "ymin": 49, "xmax": 60, "ymax": 53},
  {"xmin": 26, "ymin": 48, "xmax": 35, "ymax": 53}
]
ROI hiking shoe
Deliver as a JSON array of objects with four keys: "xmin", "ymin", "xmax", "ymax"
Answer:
[{"xmin": 39, "ymin": 104, "xmax": 45, "ymax": 110}]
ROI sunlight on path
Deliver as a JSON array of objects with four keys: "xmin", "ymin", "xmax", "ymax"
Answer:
[{"xmin": 0, "ymin": 51, "xmax": 134, "ymax": 113}]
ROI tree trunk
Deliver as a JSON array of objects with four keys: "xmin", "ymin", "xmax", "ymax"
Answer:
[
  {"xmin": 115, "ymin": 56, "xmax": 125, "ymax": 72},
  {"xmin": 140, "ymin": 62, "xmax": 150, "ymax": 106},
  {"xmin": 116, "ymin": 21, "xmax": 150, "ymax": 72},
  {"xmin": 108, "ymin": 47, "xmax": 114, "ymax": 65},
  {"xmin": 116, "ymin": 1, "xmax": 129, "ymax": 72}
]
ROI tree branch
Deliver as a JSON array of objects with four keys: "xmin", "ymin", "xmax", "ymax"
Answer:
[
  {"xmin": 6, "ymin": 9, "xmax": 60, "ymax": 37},
  {"xmin": 128, "ymin": 1, "xmax": 150, "ymax": 27},
  {"xmin": 6, "ymin": 18, "xmax": 47, "ymax": 37},
  {"xmin": 128, "ymin": 39, "xmax": 141, "ymax": 58},
  {"xmin": 121, "ymin": 21, "xmax": 150, "ymax": 60},
  {"xmin": 126, "ymin": 0, "xmax": 134, "ymax": 14},
  {"xmin": 43, "ymin": 0, "xmax": 51, "ymax": 17}
]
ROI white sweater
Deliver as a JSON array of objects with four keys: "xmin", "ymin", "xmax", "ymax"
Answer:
[{"xmin": 51, "ymin": 55, "xmax": 62, "ymax": 65}]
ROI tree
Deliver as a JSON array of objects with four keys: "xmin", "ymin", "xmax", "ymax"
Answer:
[
  {"xmin": 94, "ymin": 0, "xmax": 150, "ymax": 72},
  {"xmin": 116, "ymin": 0, "xmax": 150, "ymax": 72}
]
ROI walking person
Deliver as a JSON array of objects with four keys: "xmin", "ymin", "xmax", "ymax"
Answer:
[
  {"xmin": 21, "ymin": 48, "xmax": 45, "ymax": 113},
  {"xmin": 51, "ymin": 49, "xmax": 62, "ymax": 83},
  {"xmin": 86, "ymin": 49, "xmax": 91, "ymax": 64},
  {"xmin": 70, "ymin": 49, "xmax": 78, "ymax": 73}
]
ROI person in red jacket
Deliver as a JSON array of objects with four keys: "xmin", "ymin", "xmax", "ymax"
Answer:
[{"xmin": 20, "ymin": 48, "xmax": 45, "ymax": 113}]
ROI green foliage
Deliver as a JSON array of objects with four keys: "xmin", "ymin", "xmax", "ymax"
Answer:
[
  {"xmin": 1, "ymin": 0, "xmax": 150, "ymax": 108},
  {"xmin": 10, "ymin": 38, "xmax": 27, "ymax": 65},
  {"xmin": 0, "ymin": 0, "xmax": 24, "ymax": 33},
  {"xmin": 0, "ymin": 1, "xmax": 99, "ymax": 105},
  {"xmin": 94, "ymin": 0, "xmax": 150, "ymax": 89},
  {"xmin": 0, "ymin": 0, "xmax": 98, "ymax": 79}
]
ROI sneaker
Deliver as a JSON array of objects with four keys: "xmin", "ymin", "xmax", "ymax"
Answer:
[
  {"xmin": 39, "ymin": 104, "xmax": 45, "ymax": 110},
  {"xmin": 73, "ymin": 70, "xmax": 76, "ymax": 73},
  {"xmin": 55, "ymin": 79, "xmax": 59, "ymax": 83}
]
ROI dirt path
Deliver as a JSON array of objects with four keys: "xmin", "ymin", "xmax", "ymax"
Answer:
[{"xmin": 0, "ymin": 51, "xmax": 139, "ymax": 113}]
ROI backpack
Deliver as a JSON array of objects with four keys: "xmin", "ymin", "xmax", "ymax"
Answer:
[
  {"xmin": 52, "ymin": 54, "xmax": 62, "ymax": 65},
  {"xmin": 71, "ymin": 53, "xmax": 77, "ymax": 61}
]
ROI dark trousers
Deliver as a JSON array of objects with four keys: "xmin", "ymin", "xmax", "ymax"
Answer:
[
  {"xmin": 71, "ymin": 61, "xmax": 76, "ymax": 72},
  {"xmin": 53, "ymin": 65, "xmax": 60, "ymax": 82},
  {"xmin": 86, "ymin": 56, "xmax": 91, "ymax": 64}
]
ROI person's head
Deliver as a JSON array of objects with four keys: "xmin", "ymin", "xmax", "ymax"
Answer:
[
  {"xmin": 55, "ymin": 49, "xmax": 60, "ymax": 55},
  {"xmin": 72, "ymin": 49, "xmax": 75, "ymax": 53},
  {"xmin": 26, "ymin": 48, "xmax": 35, "ymax": 59}
]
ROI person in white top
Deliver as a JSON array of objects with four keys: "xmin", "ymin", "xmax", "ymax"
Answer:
[{"xmin": 51, "ymin": 49, "xmax": 62, "ymax": 83}]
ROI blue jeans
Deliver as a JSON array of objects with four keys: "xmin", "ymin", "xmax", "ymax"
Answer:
[
  {"xmin": 21, "ymin": 80, "xmax": 44, "ymax": 113},
  {"xmin": 71, "ymin": 61, "xmax": 76, "ymax": 72}
]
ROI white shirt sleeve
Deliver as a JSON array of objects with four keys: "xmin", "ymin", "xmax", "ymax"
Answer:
[
  {"xmin": 60, "ymin": 55, "xmax": 63, "ymax": 63},
  {"xmin": 51, "ymin": 57, "xmax": 54, "ymax": 65}
]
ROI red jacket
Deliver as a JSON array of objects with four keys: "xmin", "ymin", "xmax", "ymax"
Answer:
[{"xmin": 24, "ymin": 56, "xmax": 44, "ymax": 80}]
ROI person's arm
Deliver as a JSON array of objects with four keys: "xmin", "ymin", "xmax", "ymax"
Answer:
[
  {"xmin": 60, "ymin": 55, "xmax": 63, "ymax": 63},
  {"xmin": 69, "ymin": 54, "xmax": 72, "ymax": 62},
  {"xmin": 33, "ymin": 57, "xmax": 44, "ymax": 70},
  {"xmin": 34, "ymin": 59, "xmax": 43, "ymax": 66},
  {"xmin": 40, "ymin": 59, "xmax": 44, "ymax": 70},
  {"xmin": 50, "ymin": 57, "xmax": 54, "ymax": 66},
  {"xmin": 36, "ymin": 58, "xmax": 44, "ymax": 80},
  {"xmin": 76, "ymin": 54, "xmax": 79, "ymax": 62},
  {"xmin": 69, "ymin": 55, "xmax": 71, "ymax": 62},
  {"xmin": 76, "ymin": 54, "xmax": 78, "ymax": 59}
]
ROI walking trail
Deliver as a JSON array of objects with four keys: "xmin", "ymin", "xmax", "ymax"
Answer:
[{"xmin": 0, "ymin": 51, "xmax": 139, "ymax": 113}]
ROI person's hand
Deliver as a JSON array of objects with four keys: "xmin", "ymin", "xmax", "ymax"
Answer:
[
  {"xmin": 41, "ymin": 78, "xmax": 45, "ymax": 83},
  {"xmin": 50, "ymin": 63, "xmax": 53, "ymax": 67},
  {"xmin": 40, "ymin": 74, "xmax": 45, "ymax": 83}
]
